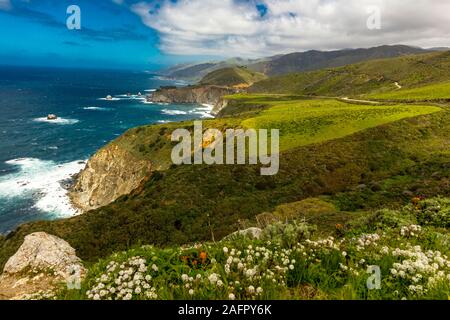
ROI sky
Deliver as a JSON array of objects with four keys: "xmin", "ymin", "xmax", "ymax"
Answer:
[{"xmin": 0, "ymin": 0, "xmax": 449, "ymax": 70}]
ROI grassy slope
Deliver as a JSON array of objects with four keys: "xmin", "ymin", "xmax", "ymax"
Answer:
[
  {"xmin": 368, "ymin": 81, "xmax": 450, "ymax": 101},
  {"xmin": 238, "ymin": 97, "xmax": 440, "ymax": 151},
  {"xmin": 200, "ymin": 67, "xmax": 267, "ymax": 86},
  {"xmin": 1, "ymin": 97, "xmax": 448, "ymax": 269},
  {"xmin": 249, "ymin": 51, "xmax": 450, "ymax": 97},
  {"xmin": 58, "ymin": 197, "xmax": 450, "ymax": 300}
]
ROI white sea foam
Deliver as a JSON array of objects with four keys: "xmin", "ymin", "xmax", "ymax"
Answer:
[
  {"xmin": 97, "ymin": 97, "xmax": 121, "ymax": 101},
  {"xmin": 157, "ymin": 120, "xmax": 172, "ymax": 124},
  {"xmin": 33, "ymin": 117, "xmax": 79, "ymax": 125},
  {"xmin": 161, "ymin": 109, "xmax": 187, "ymax": 115},
  {"xmin": 83, "ymin": 107, "xmax": 112, "ymax": 111},
  {"xmin": 188, "ymin": 104, "xmax": 215, "ymax": 119},
  {"xmin": 145, "ymin": 89, "xmax": 157, "ymax": 92},
  {"xmin": 0, "ymin": 158, "xmax": 87, "ymax": 217},
  {"xmin": 115, "ymin": 94, "xmax": 146, "ymax": 100}
]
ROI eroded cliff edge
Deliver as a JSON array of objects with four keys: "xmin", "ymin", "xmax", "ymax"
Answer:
[
  {"xmin": 150, "ymin": 85, "xmax": 236, "ymax": 106},
  {"xmin": 70, "ymin": 85, "xmax": 235, "ymax": 213},
  {"xmin": 69, "ymin": 143, "xmax": 152, "ymax": 212}
]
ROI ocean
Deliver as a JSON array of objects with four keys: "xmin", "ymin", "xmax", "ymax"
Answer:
[{"xmin": 0, "ymin": 65, "xmax": 211, "ymax": 234}]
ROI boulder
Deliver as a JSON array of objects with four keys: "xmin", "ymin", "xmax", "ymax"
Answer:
[
  {"xmin": 223, "ymin": 227, "xmax": 263, "ymax": 241},
  {"xmin": 3, "ymin": 232, "xmax": 85, "ymax": 279}
]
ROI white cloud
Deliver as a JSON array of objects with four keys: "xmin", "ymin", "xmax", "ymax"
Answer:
[
  {"xmin": 131, "ymin": 0, "xmax": 450, "ymax": 57},
  {"xmin": 0, "ymin": 0, "xmax": 11, "ymax": 11}
]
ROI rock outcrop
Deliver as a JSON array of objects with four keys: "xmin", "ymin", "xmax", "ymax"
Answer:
[
  {"xmin": 0, "ymin": 232, "xmax": 85, "ymax": 300},
  {"xmin": 150, "ymin": 85, "xmax": 236, "ymax": 106},
  {"xmin": 3, "ymin": 232, "xmax": 84, "ymax": 278},
  {"xmin": 70, "ymin": 143, "xmax": 152, "ymax": 212},
  {"xmin": 223, "ymin": 227, "xmax": 263, "ymax": 241}
]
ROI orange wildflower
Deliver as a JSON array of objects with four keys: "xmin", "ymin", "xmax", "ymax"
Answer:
[{"xmin": 199, "ymin": 251, "xmax": 207, "ymax": 263}]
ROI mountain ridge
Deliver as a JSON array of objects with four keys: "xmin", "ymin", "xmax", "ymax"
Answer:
[{"xmin": 157, "ymin": 45, "xmax": 436, "ymax": 81}]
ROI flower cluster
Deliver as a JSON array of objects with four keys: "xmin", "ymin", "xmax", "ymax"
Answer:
[
  {"xmin": 400, "ymin": 225, "xmax": 422, "ymax": 238},
  {"xmin": 354, "ymin": 233, "xmax": 381, "ymax": 251},
  {"xmin": 390, "ymin": 245, "xmax": 450, "ymax": 295},
  {"xmin": 219, "ymin": 244, "xmax": 288, "ymax": 299},
  {"xmin": 21, "ymin": 290, "xmax": 56, "ymax": 300},
  {"xmin": 78, "ymin": 197, "xmax": 450, "ymax": 301},
  {"xmin": 86, "ymin": 256, "xmax": 158, "ymax": 300}
]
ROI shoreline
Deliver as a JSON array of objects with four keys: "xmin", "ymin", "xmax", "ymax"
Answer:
[{"xmin": 0, "ymin": 78, "xmax": 217, "ymax": 233}]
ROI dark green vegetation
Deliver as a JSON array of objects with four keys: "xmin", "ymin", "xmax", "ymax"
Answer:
[
  {"xmin": 58, "ymin": 196, "xmax": 449, "ymax": 300},
  {"xmin": 199, "ymin": 67, "xmax": 266, "ymax": 87},
  {"xmin": 1, "ymin": 50, "xmax": 449, "ymax": 294},
  {"xmin": 250, "ymin": 51, "xmax": 450, "ymax": 97},
  {"xmin": 1, "ymin": 98, "xmax": 448, "ymax": 269}
]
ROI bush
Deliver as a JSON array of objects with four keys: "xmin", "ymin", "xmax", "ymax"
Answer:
[
  {"xmin": 371, "ymin": 209, "xmax": 416, "ymax": 229},
  {"xmin": 412, "ymin": 197, "xmax": 450, "ymax": 228},
  {"xmin": 262, "ymin": 221, "xmax": 316, "ymax": 248}
]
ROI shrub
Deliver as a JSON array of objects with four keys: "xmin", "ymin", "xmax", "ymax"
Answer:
[{"xmin": 412, "ymin": 197, "xmax": 450, "ymax": 228}]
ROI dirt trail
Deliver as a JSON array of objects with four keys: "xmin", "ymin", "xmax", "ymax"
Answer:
[{"xmin": 340, "ymin": 97, "xmax": 381, "ymax": 105}]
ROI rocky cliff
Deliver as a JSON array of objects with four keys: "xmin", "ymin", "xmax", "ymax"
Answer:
[
  {"xmin": 70, "ymin": 143, "xmax": 152, "ymax": 212},
  {"xmin": 69, "ymin": 86, "xmax": 235, "ymax": 213},
  {"xmin": 211, "ymin": 98, "xmax": 230, "ymax": 116},
  {"xmin": 150, "ymin": 85, "xmax": 236, "ymax": 106}
]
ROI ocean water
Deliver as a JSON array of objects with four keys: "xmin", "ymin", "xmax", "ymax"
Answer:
[{"xmin": 0, "ymin": 66, "xmax": 212, "ymax": 234}]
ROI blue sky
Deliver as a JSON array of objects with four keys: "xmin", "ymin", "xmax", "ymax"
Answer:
[
  {"xmin": 0, "ymin": 0, "xmax": 449, "ymax": 70},
  {"xmin": 0, "ymin": 0, "xmax": 210, "ymax": 70}
]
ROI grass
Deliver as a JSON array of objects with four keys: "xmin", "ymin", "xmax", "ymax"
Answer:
[
  {"xmin": 54, "ymin": 196, "xmax": 450, "ymax": 301},
  {"xmin": 200, "ymin": 67, "xmax": 267, "ymax": 87},
  {"xmin": 368, "ymin": 81, "xmax": 450, "ymax": 101},
  {"xmin": 1, "ymin": 100, "xmax": 448, "ymax": 270},
  {"xmin": 236, "ymin": 96, "xmax": 441, "ymax": 151},
  {"xmin": 249, "ymin": 51, "xmax": 450, "ymax": 97},
  {"xmin": 1, "ymin": 51, "xmax": 449, "ymax": 301}
]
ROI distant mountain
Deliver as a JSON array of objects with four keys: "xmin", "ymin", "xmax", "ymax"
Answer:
[
  {"xmin": 158, "ymin": 57, "xmax": 266, "ymax": 82},
  {"xmin": 428, "ymin": 47, "xmax": 450, "ymax": 52},
  {"xmin": 167, "ymin": 63, "xmax": 217, "ymax": 80},
  {"xmin": 158, "ymin": 45, "xmax": 437, "ymax": 81},
  {"xmin": 249, "ymin": 50, "xmax": 450, "ymax": 96},
  {"xmin": 248, "ymin": 45, "xmax": 432, "ymax": 76},
  {"xmin": 199, "ymin": 67, "xmax": 266, "ymax": 87}
]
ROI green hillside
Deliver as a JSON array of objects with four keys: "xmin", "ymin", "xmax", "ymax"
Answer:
[
  {"xmin": 1, "ymin": 96, "xmax": 448, "ymax": 270},
  {"xmin": 369, "ymin": 81, "xmax": 450, "ymax": 101},
  {"xmin": 200, "ymin": 67, "xmax": 267, "ymax": 87},
  {"xmin": 57, "ymin": 196, "xmax": 450, "ymax": 300},
  {"xmin": 249, "ymin": 51, "xmax": 450, "ymax": 97},
  {"xmin": 1, "ymin": 51, "xmax": 450, "ymax": 301},
  {"xmin": 239, "ymin": 96, "xmax": 440, "ymax": 151},
  {"xmin": 248, "ymin": 45, "xmax": 431, "ymax": 76}
]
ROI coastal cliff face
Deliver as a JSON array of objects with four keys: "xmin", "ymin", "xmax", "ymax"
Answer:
[
  {"xmin": 150, "ymin": 85, "xmax": 236, "ymax": 106},
  {"xmin": 211, "ymin": 98, "xmax": 229, "ymax": 116},
  {"xmin": 69, "ymin": 86, "xmax": 235, "ymax": 213},
  {"xmin": 70, "ymin": 143, "xmax": 152, "ymax": 212}
]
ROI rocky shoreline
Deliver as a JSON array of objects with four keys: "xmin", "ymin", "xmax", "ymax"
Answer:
[{"xmin": 149, "ymin": 85, "xmax": 237, "ymax": 110}]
